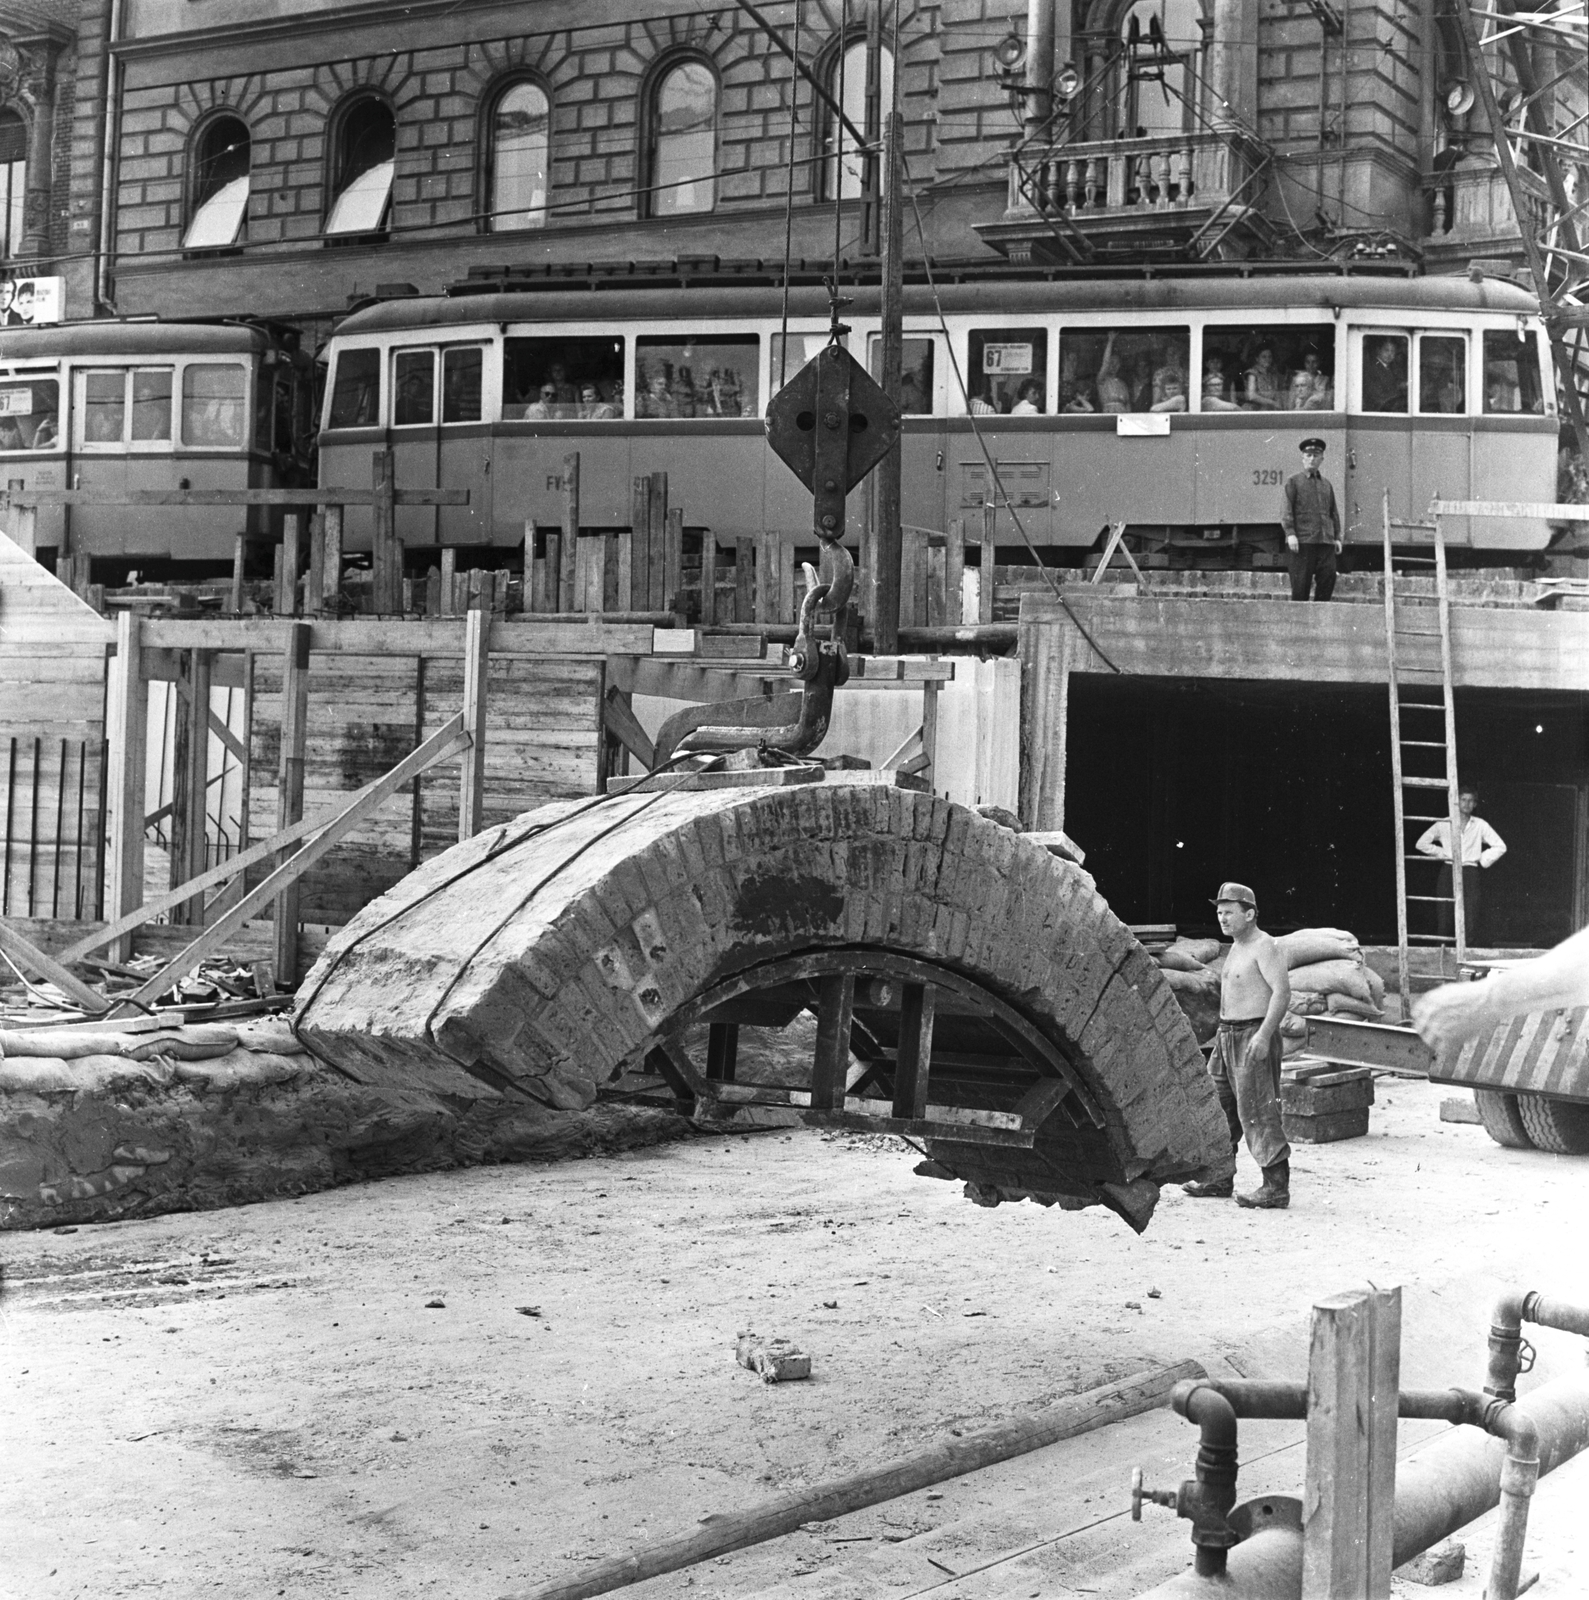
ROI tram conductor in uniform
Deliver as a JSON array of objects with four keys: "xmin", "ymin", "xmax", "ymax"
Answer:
[{"xmin": 1281, "ymin": 437, "xmax": 1343, "ymax": 601}]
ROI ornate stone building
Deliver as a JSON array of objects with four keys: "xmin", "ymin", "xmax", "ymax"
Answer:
[{"xmin": 0, "ymin": 0, "xmax": 76, "ymax": 270}]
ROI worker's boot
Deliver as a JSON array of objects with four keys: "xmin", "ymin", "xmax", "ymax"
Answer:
[
  {"xmin": 1181, "ymin": 1173, "xmax": 1234, "ymax": 1199},
  {"xmin": 1235, "ymin": 1160, "xmax": 1291, "ymax": 1210}
]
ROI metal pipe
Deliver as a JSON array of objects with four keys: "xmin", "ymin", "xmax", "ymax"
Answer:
[
  {"xmin": 1168, "ymin": 1382, "xmax": 1241, "ymax": 1577},
  {"xmin": 1134, "ymin": 1373, "xmax": 1589, "ymax": 1598}
]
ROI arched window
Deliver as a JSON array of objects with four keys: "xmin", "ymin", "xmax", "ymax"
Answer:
[
  {"xmin": 1119, "ymin": 0, "xmax": 1202, "ymax": 138},
  {"xmin": 183, "ymin": 116, "xmax": 251, "ymax": 250},
  {"xmin": 0, "ymin": 112, "xmax": 26, "ymax": 260},
  {"xmin": 824, "ymin": 42, "xmax": 893, "ymax": 201},
  {"xmin": 326, "ymin": 97, "xmax": 395, "ymax": 236},
  {"xmin": 489, "ymin": 80, "xmax": 549, "ymax": 230},
  {"xmin": 650, "ymin": 59, "xmax": 716, "ymax": 217}
]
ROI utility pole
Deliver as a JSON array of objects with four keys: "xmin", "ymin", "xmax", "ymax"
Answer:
[{"xmin": 873, "ymin": 100, "xmax": 905, "ymax": 652}]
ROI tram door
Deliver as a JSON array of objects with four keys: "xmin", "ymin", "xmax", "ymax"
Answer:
[
  {"xmin": 390, "ymin": 343, "xmax": 493, "ymax": 549},
  {"xmin": 1344, "ymin": 329, "xmax": 1412, "ymax": 542}
]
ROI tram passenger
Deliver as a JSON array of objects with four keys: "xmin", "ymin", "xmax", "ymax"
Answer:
[
  {"xmin": 1095, "ymin": 334, "xmax": 1132, "ymax": 413},
  {"xmin": 524, "ymin": 383, "xmax": 561, "ymax": 420},
  {"xmin": 579, "ymin": 383, "xmax": 617, "ymax": 420},
  {"xmin": 672, "ymin": 366, "xmax": 699, "ymax": 417},
  {"xmin": 707, "ymin": 368, "xmax": 743, "ymax": 416},
  {"xmin": 1201, "ymin": 355, "xmax": 1242, "ymax": 411},
  {"xmin": 640, "ymin": 370, "xmax": 678, "ymax": 418},
  {"xmin": 1288, "ymin": 350, "xmax": 1333, "ymax": 410},
  {"xmin": 1010, "ymin": 378, "xmax": 1044, "ymax": 415},
  {"xmin": 1242, "ymin": 347, "xmax": 1283, "ymax": 409},
  {"xmin": 31, "ymin": 406, "xmax": 56, "ymax": 448},
  {"xmin": 0, "ymin": 415, "xmax": 22, "ymax": 449},
  {"xmin": 1059, "ymin": 352, "xmax": 1094, "ymax": 413},
  {"xmin": 547, "ymin": 363, "xmax": 577, "ymax": 406},
  {"xmin": 1150, "ymin": 349, "xmax": 1188, "ymax": 413},
  {"xmin": 1363, "ymin": 339, "xmax": 1408, "ymax": 411},
  {"xmin": 968, "ymin": 388, "xmax": 997, "ymax": 415}
]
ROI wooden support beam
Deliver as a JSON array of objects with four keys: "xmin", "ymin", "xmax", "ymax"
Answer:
[
  {"xmin": 321, "ymin": 506, "xmax": 343, "ymax": 612},
  {"xmin": 926, "ymin": 534, "xmax": 946, "ymax": 628},
  {"xmin": 371, "ymin": 449, "xmax": 400, "ymax": 614},
  {"xmin": 602, "ymin": 684, "xmax": 655, "ymax": 771},
  {"xmin": 273, "ymin": 620, "xmax": 311, "ymax": 984},
  {"xmin": 664, "ymin": 505, "xmax": 683, "ymax": 615},
  {"xmin": 945, "ymin": 519, "xmax": 966, "ymax": 627},
  {"xmin": 630, "ymin": 477, "xmax": 651, "ymax": 610},
  {"xmin": 440, "ymin": 547, "xmax": 457, "ymax": 618},
  {"xmin": 105, "ymin": 611, "xmax": 146, "ymax": 965},
  {"xmin": 281, "ymin": 512, "xmax": 301, "ymax": 617},
  {"xmin": 560, "ymin": 452, "xmax": 580, "ymax": 615},
  {"xmin": 1303, "ymin": 1286, "xmax": 1401, "ymax": 1599},
  {"xmin": 458, "ymin": 607, "xmax": 489, "ymax": 842},
  {"xmin": 978, "ymin": 501, "xmax": 997, "ymax": 624},
  {"xmin": 0, "ymin": 920, "xmax": 112, "ymax": 1013},
  {"xmin": 698, "ymin": 526, "xmax": 717, "ymax": 625},
  {"xmin": 116, "ymin": 714, "xmax": 469, "ymax": 1012},
  {"xmin": 920, "ymin": 677, "xmax": 940, "ymax": 792},
  {"xmin": 230, "ymin": 533, "xmax": 246, "ymax": 614},
  {"xmin": 892, "ymin": 982, "xmax": 935, "ymax": 1119},
  {"xmin": 306, "ymin": 513, "xmax": 325, "ymax": 617},
  {"xmin": 735, "ymin": 535, "xmax": 755, "ymax": 625},
  {"xmin": 648, "ymin": 472, "xmax": 669, "ymax": 616},
  {"xmin": 178, "ymin": 648, "xmax": 212, "ymax": 901},
  {"xmin": 811, "ymin": 972, "xmax": 855, "ymax": 1112},
  {"xmin": 706, "ymin": 1021, "xmax": 739, "ymax": 1083}
]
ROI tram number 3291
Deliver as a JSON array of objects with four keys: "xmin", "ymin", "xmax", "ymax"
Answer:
[{"xmin": 1251, "ymin": 467, "xmax": 1286, "ymax": 486}]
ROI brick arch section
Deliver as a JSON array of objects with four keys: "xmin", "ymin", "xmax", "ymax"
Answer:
[{"xmin": 296, "ymin": 781, "xmax": 1231, "ymax": 1227}]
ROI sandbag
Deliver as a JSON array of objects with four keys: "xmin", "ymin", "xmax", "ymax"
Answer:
[
  {"xmin": 1326, "ymin": 993, "xmax": 1384, "ymax": 1020},
  {"xmin": 1364, "ymin": 965, "xmax": 1386, "ymax": 1009},
  {"xmin": 1287, "ymin": 991, "xmax": 1327, "ymax": 1016},
  {"xmin": 1288, "ymin": 959, "xmax": 1374, "ymax": 1006},
  {"xmin": 0, "ymin": 1024, "xmax": 238, "ymax": 1061},
  {"xmin": 1162, "ymin": 966, "xmax": 1219, "ymax": 997},
  {"xmin": 1277, "ymin": 928, "xmax": 1362, "ymax": 970},
  {"xmin": 1169, "ymin": 938, "xmax": 1222, "ymax": 966},
  {"xmin": 1156, "ymin": 948, "xmax": 1208, "ymax": 974}
]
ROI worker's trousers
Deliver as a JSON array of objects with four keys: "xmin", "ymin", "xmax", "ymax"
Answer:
[
  {"xmin": 1207, "ymin": 1019, "xmax": 1291, "ymax": 1169},
  {"xmin": 1289, "ymin": 541, "xmax": 1337, "ymax": 601}
]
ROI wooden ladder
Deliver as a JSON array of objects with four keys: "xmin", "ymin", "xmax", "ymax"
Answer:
[{"xmin": 1382, "ymin": 491, "xmax": 1466, "ymax": 1014}]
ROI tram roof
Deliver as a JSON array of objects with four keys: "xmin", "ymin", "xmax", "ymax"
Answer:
[
  {"xmin": 0, "ymin": 320, "xmax": 274, "ymax": 361},
  {"xmin": 334, "ymin": 273, "xmax": 1542, "ymax": 336}
]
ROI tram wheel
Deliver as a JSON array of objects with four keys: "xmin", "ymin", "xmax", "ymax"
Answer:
[
  {"xmin": 1473, "ymin": 1089, "xmax": 1533, "ymax": 1149},
  {"xmin": 1515, "ymin": 1094, "xmax": 1589, "ymax": 1155}
]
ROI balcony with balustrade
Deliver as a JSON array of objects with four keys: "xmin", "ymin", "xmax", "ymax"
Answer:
[
  {"xmin": 975, "ymin": 128, "xmax": 1274, "ymax": 265},
  {"xmin": 1421, "ymin": 152, "xmax": 1551, "ymax": 273}
]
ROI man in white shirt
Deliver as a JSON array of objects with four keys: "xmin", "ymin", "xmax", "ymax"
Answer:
[{"xmin": 1415, "ymin": 785, "xmax": 1506, "ymax": 943}]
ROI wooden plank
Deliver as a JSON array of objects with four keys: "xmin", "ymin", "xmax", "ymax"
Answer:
[
  {"xmin": 141, "ymin": 617, "xmax": 658, "ymax": 657},
  {"xmin": 560, "ymin": 451, "xmax": 580, "ymax": 614},
  {"xmin": 1302, "ymin": 1286, "xmax": 1401, "ymax": 1599},
  {"xmin": 179, "ymin": 649, "xmax": 211, "ymax": 894},
  {"xmin": 602, "ymin": 685, "xmax": 655, "ymax": 770},
  {"xmin": 811, "ymin": 972, "xmax": 855, "ymax": 1112},
  {"xmin": 273, "ymin": 621, "xmax": 311, "ymax": 983},
  {"xmin": 458, "ymin": 608, "xmax": 489, "ymax": 842},
  {"xmin": 945, "ymin": 519, "xmax": 966, "ymax": 627},
  {"xmin": 978, "ymin": 501, "xmax": 997, "ymax": 624},
  {"xmin": 371, "ymin": 449, "xmax": 400, "ymax": 615},
  {"xmin": 892, "ymin": 981, "xmax": 934, "ymax": 1119},
  {"xmin": 230, "ymin": 533, "xmax": 246, "ymax": 614},
  {"xmin": 698, "ymin": 526, "xmax": 717, "ymax": 625},
  {"xmin": 630, "ymin": 476, "xmax": 651, "ymax": 610},
  {"xmin": 0, "ymin": 918, "xmax": 111, "ymax": 1013},
  {"xmin": 664, "ymin": 506, "xmax": 684, "ymax": 615},
  {"xmin": 281, "ymin": 512, "xmax": 302, "ymax": 617},
  {"xmin": 614, "ymin": 530, "xmax": 631, "ymax": 613},
  {"xmin": 306, "ymin": 514, "xmax": 325, "ymax": 618},
  {"xmin": 116, "ymin": 714, "xmax": 469, "ymax": 1011},
  {"xmin": 926, "ymin": 536, "xmax": 946, "ymax": 628},
  {"xmin": 1018, "ymin": 600, "xmax": 1073, "ymax": 831},
  {"xmin": 920, "ymin": 679, "xmax": 939, "ymax": 792},
  {"xmin": 105, "ymin": 612, "xmax": 146, "ymax": 965},
  {"xmin": 648, "ymin": 471, "xmax": 668, "ymax": 617},
  {"xmin": 322, "ymin": 506, "xmax": 344, "ymax": 611}
]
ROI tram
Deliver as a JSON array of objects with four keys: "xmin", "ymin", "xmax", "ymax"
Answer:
[
  {"xmin": 317, "ymin": 269, "xmax": 1561, "ymax": 566},
  {"xmin": 0, "ymin": 319, "xmax": 316, "ymax": 576}
]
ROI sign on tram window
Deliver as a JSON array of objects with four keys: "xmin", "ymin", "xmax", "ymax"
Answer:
[
  {"xmin": 1199, "ymin": 324, "xmax": 1334, "ymax": 412},
  {"xmin": 867, "ymin": 336, "xmax": 936, "ymax": 415},
  {"xmin": 503, "ymin": 337, "xmax": 623, "ymax": 419},
  {"xmin": 442, "ymin": 347, "xmax": 483, "ymax": 424},
  {"xmin": 636, "ymin": 335, "xmax": 758, "ymax": 418},
  {"xmin": 968, "ymin": 329, "xmax": 1046, "ymax": 414},
  {"xmin": 1361, "ymin": 335, "xmax": 1410, "ymax": 414},
  {"xmin": 328, "ymin": 348, "xmax": 381, "ymax": 429},
  {"xmin": 393, "ymin": 349, "xmax": 435, "ymax": 426},
  {"xmin": 182, "ymin": 364, "xmax": 246, "ymax": 447},
  {"xmin": 1058, "ymin": 326, "xmax": 1188, "ymax": 414},
  {"xmin": 1418, "ymin": 335, "xmax": 1466, "ymax": 414},
  {"xmin": 0, "ymin": 377, "xmax": 57, "ymax": 450},
  {"xmin": 1482, "ymin": 329, "xmax": 1546, "ymax": 414}
]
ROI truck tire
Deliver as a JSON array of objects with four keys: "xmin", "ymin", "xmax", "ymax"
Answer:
[
  {"xmin": 1474, "ymin": 1090, "xmax": 1532, "ymax": 1149},
  {"xmin": 1515, "ymin": 1093, "xmax": 1589, "ymax": 1155}
]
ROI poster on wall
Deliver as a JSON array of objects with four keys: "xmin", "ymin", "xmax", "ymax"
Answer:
[{"xmin": 0, "ymin": 276, "xmax": 62, "ymax": 326}]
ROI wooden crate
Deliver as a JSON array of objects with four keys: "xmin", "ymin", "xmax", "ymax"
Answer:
[{"xmin": 1282, "ymin": 1064, "xmax": 1374, "ymax": 1144}]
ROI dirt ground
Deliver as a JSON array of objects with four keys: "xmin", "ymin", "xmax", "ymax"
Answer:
[{"xmin": 7, "ymin": 1075, "xmax": 1589, "ymax": 1600}]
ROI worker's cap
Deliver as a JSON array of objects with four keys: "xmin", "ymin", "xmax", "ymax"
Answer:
[
  {"xmin": 1211, "ymin": 881, "xmax": 1258, "ymax": 909},
  {"xmin": 1299, "ymin": 437, "xmax": 1327, "ymax": 453}
]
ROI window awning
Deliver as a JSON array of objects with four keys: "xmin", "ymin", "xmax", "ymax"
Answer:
[
  {"xmin": 325, "ymin": 160, "xmax": 394, "ymax": 236},
  {"xmin": 181, "ymin": 175, "xmax": 249, "ymax": 250}
]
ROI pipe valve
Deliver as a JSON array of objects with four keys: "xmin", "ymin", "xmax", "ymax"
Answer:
[{"xmin": 1130, "ymin": 1467, "xmax": 1181, "ymax": 1521}]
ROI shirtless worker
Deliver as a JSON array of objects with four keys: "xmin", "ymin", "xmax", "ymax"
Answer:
[{"xmin": 1183, "ymin": 882, "xmax": 1294, "ymax": 1209}]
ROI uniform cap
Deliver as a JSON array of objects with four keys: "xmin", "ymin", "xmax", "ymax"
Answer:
[
  {"xmin": 1299, "ymin": 437, "xmax": 1327, "ymax": 453},
  {"xmin": 1211, "ymin": 881, "xmax": 1257, "ymax": 908}
]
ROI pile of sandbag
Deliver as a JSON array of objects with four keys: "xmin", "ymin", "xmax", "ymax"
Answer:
[{"xmin": 1151, "ymin": 926, "xmax": 1384, "ymax": 1048}]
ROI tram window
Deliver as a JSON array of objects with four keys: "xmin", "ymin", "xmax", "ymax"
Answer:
[
  {"xmin": 636, "ymin": 335, "xmax": 757, "ymax": 417},
  {"xmin": 0, "ymin": 376, "xmax": 59, "ymax": 450},
  {"xmin": 79, "ymin": 371, "xmax": 126, "ymax": 445},
  {"xmin": 1482, "ymin": 329, "xmax": 1546, "ymax": 414},
  {"xmin": 328, "ymin": 347, "xmax": 381, "ymax": 428},
  {"xmin": 1418, "ymin": 335, "xmax": 1466, "ymax": 414},
  {"xmin": 182, "ymin": 364, "xmax": 247, "ymax": 447},
  {"xmin": 1199, "ymin": 324, "xmax": 1334, "ymax": 412},
  {"xmin": 1361, "ymin": 335, "xmax": 1410, "ymax": 413},
  {"xmin": 503, "ymin": 336, "xmax": 623, "ymax": 419},
  {"xmin": 966, "ymin": 329, "xmax": 1045, "ymax": 414},
  {"xmin": 1058, "ymin": 326, "xmax": 1190, "ymax": 414},
  {"xmin": 131, "ymin": 369, "xmax": 172, "ymax": 442},
  {"xmin": 442, "ymin": 347, "xmax": 483, "ymax": 423},
  {"xmin": 866, "ymin": 336, "xmax": 935, "ymax": 415},
  {"xmin": 393, "ymin": 349, "xmax": 435, "ymax": 426}
]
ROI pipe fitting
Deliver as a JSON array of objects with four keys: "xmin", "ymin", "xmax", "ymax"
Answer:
[{"xmin": 1167, "ymin": 1381, "xmax": 1242, "ymax": 1576}]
